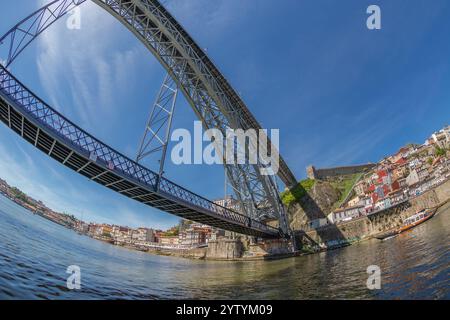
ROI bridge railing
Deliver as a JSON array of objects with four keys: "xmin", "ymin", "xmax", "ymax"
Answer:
[
  {"xmin": 159, "ymin": 178, "xmax": 249, "ymax": 226},
  {"xmin": 0, "ymin": 65, "xmax": 279, "ymax": 236},
  {"xmin": 0, "ymin": 65, "xmax": 159, "ymax": 189},
  {"xmin": 159, "ymin": 178, "xmax": 279, "ymax": 234}
]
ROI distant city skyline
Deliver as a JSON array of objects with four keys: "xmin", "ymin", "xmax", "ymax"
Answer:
[{"xmin": 0, "ymin": 0, "xmax": 450, "ymax": 229}]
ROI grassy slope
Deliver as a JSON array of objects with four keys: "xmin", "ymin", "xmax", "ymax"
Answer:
[
  {"xmin": 281, "ymin": 179, "xmax": 316, "ymax": 207},
  {"xmin": 281, "ymin": 173, "xmax": 362, "ymax": 209},
  {"xmin": 329, "ymin": 173, "xmax": 363, "ymax": 209}
]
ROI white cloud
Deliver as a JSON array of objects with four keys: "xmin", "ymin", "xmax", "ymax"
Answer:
[
  {"xmin": 1, "ymin": 0, "xmax": 252, "ymax": 230},
  {"xmin": 36, "ymin": 1, "xmax": 146, "ymax": 133},
  {"xmin": 0, "ymin": 120, "xmax": 179, "ymax": 229},
  {"xmin": 0, "ymin": 1, "xmax": 181, "ymax": 229},
  {"xmin": 35, "ymin": 0, "xmax": 252, "ymax": 135}
]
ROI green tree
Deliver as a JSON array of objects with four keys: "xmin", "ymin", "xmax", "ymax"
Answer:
[
  {"xmin": 281, "ymin": 179, "xmax": 316, "ymax": 206},
  {"xmin": 163, "ymin": 226, "xmax": 180, "ymax": 237},
  {"xmin": 179, "ymin": 219, "xmax": 193, "ymax": 231},
  {"xmin": 435, "ymin": 146, "xmax": 446, "ymax": 157},
  {"xmin": 11, "ymin": 187, "xmax": 28, "ymax": 203}
]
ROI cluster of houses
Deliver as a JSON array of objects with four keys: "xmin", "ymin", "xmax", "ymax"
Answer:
[
  {"xmin": 0, "ymin": 177, "xmax": 225, "ymax": 249},
  {"xmin": 312, "ymin": 125, "xmax": 450, "ymax": 229},
  {"xmin": 1, "ymin": 174, "xmax": 234, "ymax": 250},
  {"xmin": 2, "ymin": 125, "xmax": 449, "ymax": 245},
  {"xmin": 0, "ymin": 178, "xmax": 77, "ymax": 228},
  {"xmin": 75, "ymin": 220, "xmax": 222, "ymax": 249}
]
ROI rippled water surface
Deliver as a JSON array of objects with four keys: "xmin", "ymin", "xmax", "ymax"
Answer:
[{"xmin": 0, "ymin": 194, "xmax": 448, "ymax": 299}]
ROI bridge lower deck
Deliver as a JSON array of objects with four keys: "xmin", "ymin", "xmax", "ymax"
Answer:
[{"xmin": 0, "ymin": 67, "xmax": 279, "ymax": 239}]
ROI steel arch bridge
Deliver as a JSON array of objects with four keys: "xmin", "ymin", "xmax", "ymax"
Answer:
[{"xmin": 0, "ymin": 0, "xmax": 297, "ymax": 239}]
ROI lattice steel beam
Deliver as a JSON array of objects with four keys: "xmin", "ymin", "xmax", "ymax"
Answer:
[
  {"xmin": 0, "ymin": 0, "xmax": 87, "ymax": 68},
  {"xmin": 90, "ymin": 0, "xmax": 292, "ymax": 235},
  {"xmin": 136, "ymin": 73, "xmax": 178, "ymax": 183},
  {"xmin": 0, "ymin": 0, "xmax": 296, "ymax": 237}
]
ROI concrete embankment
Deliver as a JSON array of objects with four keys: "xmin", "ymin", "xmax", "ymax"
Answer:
[
  {"xmin": 146, "ymin": 238, "xmax": 294, "ymax": 261},
  {"xmin": 206, "ymin": 238, "xmax": 294, "ymax": 261},
  {"xmin": 145, "ymin": 246, "xmax": 207, "ymax": 259}
]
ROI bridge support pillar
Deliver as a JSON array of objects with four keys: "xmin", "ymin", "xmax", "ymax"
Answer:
[{"xmin": 136, "ymin": 73, "xmax": 178, "ymax": 183}]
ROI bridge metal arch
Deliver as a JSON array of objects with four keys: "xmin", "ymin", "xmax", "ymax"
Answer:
[
  {"xmin": 0, "ymin": 0, "xmax": 86, "ymax": 68},
  {"xmin": 0, "ymin": 0, "xmax": 296, "ymax": 236},
  {"xmin": 91, "ymin": 0, "xmax": 291, "ymax": 226}
]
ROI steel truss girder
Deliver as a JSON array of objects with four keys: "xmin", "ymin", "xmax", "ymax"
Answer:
[
  {"xmin": 0, "ymin": 0, "xmax": 87, "ymax": 68},
  {"xmin": 0, "ymin": 0, "xmax": 296, "ymax": 237},
  {"xmin": 90, "ymin": 0, "xmax": 292, "ymax": 235},
  {"xmin": 136, "ymin": 73, "xmax": 178, "ymax": 182}
]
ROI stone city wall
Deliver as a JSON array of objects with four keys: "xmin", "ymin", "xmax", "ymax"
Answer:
[{"xmin": 307, "ymin": 163, "xmax": 376, "ymax": 180}]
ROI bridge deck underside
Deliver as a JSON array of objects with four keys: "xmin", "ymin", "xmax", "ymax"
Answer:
[{"xmin": 0, "ymin": 90, "xmax": 278, "ymax": 239}]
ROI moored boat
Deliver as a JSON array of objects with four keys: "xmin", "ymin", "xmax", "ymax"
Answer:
[{"xmin": 375, "ymin": 208, "xmax": 437, "ymax": 240}]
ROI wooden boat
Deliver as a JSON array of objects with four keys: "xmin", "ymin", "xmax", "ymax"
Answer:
[{"xmin": 375, "ymin": 208, "xmax": 437, "ymax": 240}]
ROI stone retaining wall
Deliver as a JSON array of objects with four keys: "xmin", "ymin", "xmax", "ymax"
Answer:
[{"xmin": 206, "ymin": 239, "xmax": 244, "ymax": 259}]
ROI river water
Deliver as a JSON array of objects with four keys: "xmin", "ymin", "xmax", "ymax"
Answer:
[{"xmin": 0, "ymin": 194, "xmax": 448, "ymax": 300}]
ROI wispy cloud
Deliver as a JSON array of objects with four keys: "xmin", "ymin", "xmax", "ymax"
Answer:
[
  {"xmin": 36, "ymin": 1, "xmax": 146, "ymax": 133},
  {"xmin": 0, "ymin": 0, "xmax": 196, "ymax": 230}
]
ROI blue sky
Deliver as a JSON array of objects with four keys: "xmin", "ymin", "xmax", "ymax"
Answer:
[{"xmin": 0, "ymin": 0, "xmax": 449, "ymax": 230}]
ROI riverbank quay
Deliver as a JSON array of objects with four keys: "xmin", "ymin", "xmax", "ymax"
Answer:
[
  {"xmin": 300, "ymin": 178, "xmax": 450, "ymax": 251},
  {"xmin": 199, "ymin": 177, "xmax": 450, "ymax": 261},
  {"xmin": 105, "ymin": 178, "xmax": 449, "ymax": 262},
  {"xmin": 2, "ymin": 178, "xmax": 448, "ymax": 262},
  {"xmin": 2, "ymin": 187, "xmax": 448, "ymax": 299}
]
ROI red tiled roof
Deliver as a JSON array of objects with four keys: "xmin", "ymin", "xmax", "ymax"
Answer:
[
  {"xmin": 377, "ymin": 170, "xmax": 388, "ymax": 177},
  {"xmin": 396, "ymin": 157, "xmax": 407, "ymax": 165},
  {"xmin": 371, "ymin": 193, "xmax": 379, "ymax": 203}
]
